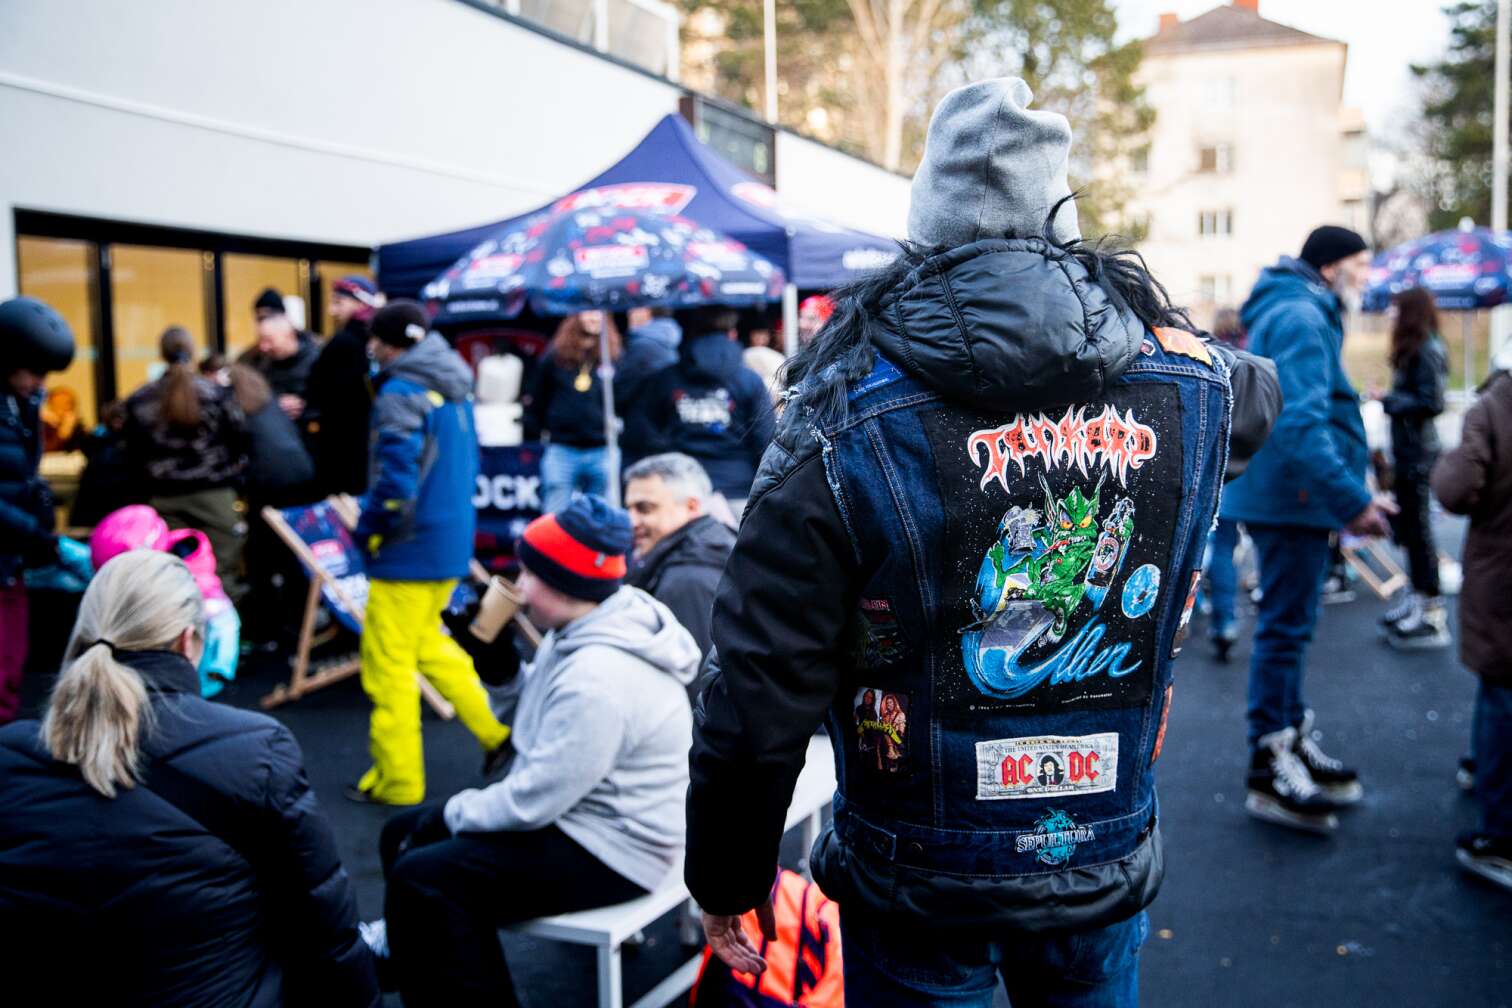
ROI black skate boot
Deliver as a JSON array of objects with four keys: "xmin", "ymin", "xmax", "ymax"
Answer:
[
  {"xmin": 1293, "ymin": 709, "xmax": 1364, "ymax": 805},
  {"xmin": 1246, "ymin": 727, "xmax": 1343, "ymax": 834},
  {"xmin": 1379, "ymin": 590, "xmax": 1417, "ymax": 629},
  {"xmin": 1456, "ymin": 832, "xmax": 1512, "ymax": 893},
  {"xmin": 1383, "ymin": 597, "xmax": 1451, "ymax": 651}
]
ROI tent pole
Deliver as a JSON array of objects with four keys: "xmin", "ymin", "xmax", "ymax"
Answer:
[
  {"xmin": 1464, "ymin": 312, "xmax": 1474, "ymax": 396},
  {"xmin": 783, "ymin": 283, "xmax": 799, "ymax": 358},
  {"xmin": 599, "ymin": 317, "xmax": 620, "ymax": 508}
]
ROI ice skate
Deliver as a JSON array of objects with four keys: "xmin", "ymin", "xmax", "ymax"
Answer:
[
  {"xmin": 1456, "ymin": 832, "xmax": 1512, "ymax": 893},
  {"xmin": 1378, "ymin": 590, "xmax": 1417, "ymax": 629},
  {"xmin": 1383, "ymin": 597, "xmax": 1451, "ymax": 651},
  {"xmin": 1293, "ymin": 709, "xmax": 1364, "ymax": 805},
  {"xmin": 1246, "ymin": 727, "xmax": 1342, "ymax": 834}
]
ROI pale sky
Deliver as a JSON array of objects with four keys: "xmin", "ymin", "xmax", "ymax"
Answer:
[{"xmin": 1114, "ymin": 0, "xmax": 1453, "ymax": 136}]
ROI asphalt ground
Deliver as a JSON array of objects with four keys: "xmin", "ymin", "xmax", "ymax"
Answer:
[{"xmin": 16, "ymin": 514, "xmax": 1510, "ymax": 1006}]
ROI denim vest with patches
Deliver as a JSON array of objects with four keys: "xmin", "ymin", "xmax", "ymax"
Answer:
[{"xmin": 809, "ymin": 330, "xmax": 1230, "ymax": 932}]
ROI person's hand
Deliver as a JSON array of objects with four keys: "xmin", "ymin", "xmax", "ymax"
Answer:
[
  {"xmin": 702, "ymin": 899, "xmax": 776, "ymax": 976},
  {"xmin": 278, "ymin": 394, "xmax": 305, "ymax": 420},
  {"xmin": 1345, "ymin": 495, "xmax": 1398, "ymax": 538}
]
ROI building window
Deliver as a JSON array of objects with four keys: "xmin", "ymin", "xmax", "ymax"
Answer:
[
  {"xmin": 1198, "ymin": 143, "xmax": 1233, "ymax": 174},
  {"xmin": 1198, "ymin": 209, "xmax": 1233, "ymax": 237},
  {"xmin": 1199, "ymin": 274, "xmax": 1233, "ymax": 304},
  {"xmin": 17, "ymin": 236, "xmax": 101, "ymax": 441}
]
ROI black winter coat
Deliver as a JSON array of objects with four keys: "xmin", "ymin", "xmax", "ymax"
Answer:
[
  {"xmin": 123, "ymin": 374, "xmax": 247, "ymax": 497},
  {"xmin": 242, "ymin": 397, "xmax": 318, "ymax": 507},
  {"xmin": 625, "ymin": 332, "xmax": 775, "ymax": 500},
  {"xmin": 627, "ymin": 514, "xmax": 734, "ymax": 663},
  {"xmin": 305, "ymin": 321, "xmax": 374, "ymax": 496},
  {"xmin": 0, "ymin": 650, "xmax": 378, "ymax": 1007},
  {"xmin": 0, "ymin": 390, "xmax": 55, "ymax": 582},
  {"xmin": 523, "ymin": 357, "xmax": 609, "ymax": 448},
  {"xmin": 1384, "ymin": 336, "xmax": 1447, "ymax": 473}
]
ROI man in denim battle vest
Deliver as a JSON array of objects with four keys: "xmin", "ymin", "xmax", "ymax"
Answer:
[{"xmin": 686, "ymin": 78, "xmax": 1282, "ymax": 1006}]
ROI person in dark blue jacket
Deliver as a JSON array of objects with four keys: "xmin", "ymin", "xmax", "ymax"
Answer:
[
  {"xmin": 0, "ymin": 549, "xmax": 378, "ymax": 1007},
  {"xmin": 350, "ymin": 300, "xmax": 510, "ymax": 806},
  {"xmin": 0, "ymin": 296, "xmax": 74, "ymax": 725},
  {"xmin": 628, "ymin": 307, "xmax": 775, "ymax": 509},
  {"xmin": 1221, "ymin": 226, "xmax": 1397, "ymax": 833},
  {"xmin": 616, "ymin": 306, "xmax": 680, "ymax": 467}
]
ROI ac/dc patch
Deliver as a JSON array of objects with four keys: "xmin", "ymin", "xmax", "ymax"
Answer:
[
  {"xmin": 923, "ymin": 383, "xmax": 1185, "ymax": 713},
  {"xmin": 976, "ymin": 732, "xmax": 1118, "ymax": 801},
  {"xmin": 852, "ymin": 687, "xmax": 909, "ymax": 774},
  {"xmin": 859, "ymin": 597, "xmax": 904, "ymax": 665}
]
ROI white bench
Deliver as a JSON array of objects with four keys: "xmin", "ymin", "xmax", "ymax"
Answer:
[{"xmin": 508, "ymin": 734, "xmax": 838, "ymax": 1008}]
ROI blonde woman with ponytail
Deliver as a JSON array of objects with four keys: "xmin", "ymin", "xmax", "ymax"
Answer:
[{"xmin": 0, "ymin": 550, "xmax": 379, "ymax": 1007}]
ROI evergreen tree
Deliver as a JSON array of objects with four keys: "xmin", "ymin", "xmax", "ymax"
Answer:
[{"xmin": 1413, "ymin": 0, "xmax": 1507, "ymax": 230}]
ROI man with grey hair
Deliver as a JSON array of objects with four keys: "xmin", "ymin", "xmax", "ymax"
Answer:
[{"xmin": 624, "ymin": 453, "xmax": 734, "ymax": 668}]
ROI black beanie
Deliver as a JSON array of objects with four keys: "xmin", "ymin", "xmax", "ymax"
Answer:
[
  {"xmin": 370, "ymin": 300, "xmax": 429, "ymax": 348},
  {"xmin": 1299, "ymin": 226, "xmax": 1368, "ymax": 272},
  {"xmin": 254, "ymin": 288, "xmax": 285, "ymax": 315}
]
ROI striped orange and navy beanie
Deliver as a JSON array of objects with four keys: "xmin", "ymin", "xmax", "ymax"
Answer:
[{"xmin": 517, "ymin": 494, "xmax": 633, "ymax": 603}]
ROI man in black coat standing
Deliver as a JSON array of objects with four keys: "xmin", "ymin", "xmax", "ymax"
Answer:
[
  {"xmin": 623, "ymin": 452, "xmax": 734, "ymax": 668},
  {"xmin": 306, "ymin": 276, "xmax": 380, "ymax": 496}
]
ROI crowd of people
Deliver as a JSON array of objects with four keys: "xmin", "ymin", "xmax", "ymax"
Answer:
[{"xmin": 0, "ymin": 74, "xmax": 1507, "ymax": 1008}]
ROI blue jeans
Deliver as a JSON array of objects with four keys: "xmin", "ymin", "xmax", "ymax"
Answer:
[
  {"xmin": 1245, "ymin": 524, "xmax": 1333, "ymax": 746},
  {"xmin": 540, "ymin": 443, "xmax": 608, "ymax": 514},
  {"xmin": 1206, "ymin": 518, "xmax": 1240, "ymax": 636},
  {"xmin": 1473, "ymin": 681, "xmax": 1512, "ymax": 839},
  {"xmin": 840, "ymin": 909, "xmax": 1147, "ymax": 1007}
]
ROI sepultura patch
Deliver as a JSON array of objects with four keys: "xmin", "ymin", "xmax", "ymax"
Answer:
[{"xmin": 923, "ymin": 383, "xmax": 1185, "ymax": 713}]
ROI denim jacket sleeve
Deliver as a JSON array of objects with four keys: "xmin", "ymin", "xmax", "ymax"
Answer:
[
  {"xmin": 686, "ymin": 433, "xmax": 859, "ymax": 915},
  {"xmin": 1265, "ymin": 305, "xmax": 1372, "ymax": 524}
]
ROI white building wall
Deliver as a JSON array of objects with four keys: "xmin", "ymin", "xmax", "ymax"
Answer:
[
  {"xmin": 1131, "ymin": 42, "xmax": 1348, "ymax": 319},
  {"xmin": 1, "ymin": 0, "xmax": 902, "ymax": 299},
  {"xmin": 775, "ymin": 131, "xmax": 910, "ymax": 240}
]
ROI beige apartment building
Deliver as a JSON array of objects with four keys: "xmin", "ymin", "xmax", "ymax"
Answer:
[{"xmin": 1129, "ymin": 0, "xmax": 1368, "ymax": 325}]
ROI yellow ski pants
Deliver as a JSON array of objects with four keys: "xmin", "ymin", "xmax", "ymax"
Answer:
[{"xmin": 357, "ymin": 578, "xmax": 509, "ymax": 804}]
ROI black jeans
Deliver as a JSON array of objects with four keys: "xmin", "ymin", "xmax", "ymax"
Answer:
[
  {"xmin": 1390, "ymin": 461, "xmax": 1440, "ymax": 596},
  {"xmin": 380, "ymin": 803, "xmax": 647, "ymax": 1008}
]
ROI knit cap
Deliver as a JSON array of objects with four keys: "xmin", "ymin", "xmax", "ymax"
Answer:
[
  {"xmin": 1299, "ymin": 226, "xmax": 1368, "ymax": 272},
  {"xmin": 254, "ymin": 287, "xmax": 285, "ymax": 315},
  {"xmin": 333, "ymin": 275, "xmax": 382, "ymax": 309},
  {"xmin": 370, "ymin": 299, "xmax": 429, "ymax": 348},
  {"xmin": 517, "ymin": 494, "xmax": 633, "ymax": 603}
]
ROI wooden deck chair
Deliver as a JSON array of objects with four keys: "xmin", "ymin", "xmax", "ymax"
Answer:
[{"xmin": 258, "ymin": 497, "xmax": 454, "ymax": 717}]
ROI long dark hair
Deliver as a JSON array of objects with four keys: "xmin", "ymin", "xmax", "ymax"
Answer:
[
  {"xmin": 548, "ymin": 312, "xmax": 622, "ymax": 371},
  {"xmin": 158, "ymin": 326, "xmax": 201, "ymax": 428},
  {"xmin": 779, "ymin": 195, "xmax": 1193, "ymax": 423},
  {"xmin": 1391, "ymin": 287, "xmax": 1439, "ymax": 369}
]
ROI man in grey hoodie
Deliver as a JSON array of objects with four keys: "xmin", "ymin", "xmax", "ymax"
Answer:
[{"xmin": 374, "ymin": 495, "xmax": 700, "ymax": 1006}]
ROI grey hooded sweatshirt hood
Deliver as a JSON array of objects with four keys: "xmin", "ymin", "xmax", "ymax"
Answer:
[
  {"xmin": 444, "ymin": 586, "xmax": 700, "ymax": 890},
  {"xmin": 380, "ymin": 331, "xmax": 473, "ymax": 401}
]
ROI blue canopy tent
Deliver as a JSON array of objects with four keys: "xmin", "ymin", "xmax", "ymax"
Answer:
[{"xmin": 376, "ymin": 114, "xmax": 898, "ymax": 344}]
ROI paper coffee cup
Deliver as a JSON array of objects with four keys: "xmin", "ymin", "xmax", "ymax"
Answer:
[{"xmin": 469, "ymin": 577, "xmax": 523, "ymax": 644}]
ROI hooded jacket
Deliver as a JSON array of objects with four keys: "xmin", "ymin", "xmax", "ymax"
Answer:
[
  {"xmin": 1432, "ymin": 368, "xmax": 1512, "ymax": 685},
  {"xmin": 0, "ymin": 389, "xmax": 55, "ymax": 581},
  {"xmin": 628, "ymin": 332, "xmax": 775, "ymax": 500},
  {"xmin": 627, "ymin": 513, "xmax": 736, "ymax": 662},
  {"xmin": 0, "ymin": 649, "xmax": 378, "ymax": 1007},
  {"xmin": 616, "ymin": 318, "xmax": 681, "ymax": 464},
  {"xmin": 357, "ymin": 333, "xmax": 479, "ymax": 581},
  {"xmin": 1221, "ymin": 257, "xmax": 1371, "ymax": 528},
  {"xmin": 444, "ymin": 586, "xmax": 699, "ymax": 890},
  {"xmin": 687, "ymin": 237, "xmax": 1280, "ymax": 929},
  {"xmin": 1383, "ymin": 334, "xmax": 1447, "ymax": 474}
]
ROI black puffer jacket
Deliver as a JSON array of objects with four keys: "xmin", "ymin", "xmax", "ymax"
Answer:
[
  {"xmin": 627, "ymin": 513, "xmax": 735, "ymax": 663},
  {"xmin": 0, "ymin": 650, "xmax": 378, "ymax": 1007},
  {"xmin": 0, "ymin": 390, "xmax": 55, "ymax": 582},
  {"xmin": 1383, "ymin": 335, "xmax": 1447, "ymax": 473}
]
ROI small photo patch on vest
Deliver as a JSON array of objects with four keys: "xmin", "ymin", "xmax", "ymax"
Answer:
[
  {"xmin": 1170, "ymin": 570, "xmax": 1202, "ymax": 658},
  {"xmin": 859, "ymin": 597, "xmax": 904, "ymax": 665},
  {"xmin": 852, "ymin": 687, "xmax": 909, "ymax": 775},
  {"xmin": 1152, "ymin": 327, "xmax": 1213, "ymax": 367},
  {"xmin": 976, "ymin": 732, "xmax": 1119, "ymax": 801}
]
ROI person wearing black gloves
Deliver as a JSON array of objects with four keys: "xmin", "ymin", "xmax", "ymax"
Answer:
[
  {"xmin": 0, "ymin": 295, "xmax": 75, "ymax": 724},
  {"xmin": 686, "ymin": 79, "xmax": 1280, "ymax": 1004}
]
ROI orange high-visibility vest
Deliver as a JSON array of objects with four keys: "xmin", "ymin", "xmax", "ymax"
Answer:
[{"xmin": 691, "ymin": 870, "xmax": 844, "ymax": 1007}]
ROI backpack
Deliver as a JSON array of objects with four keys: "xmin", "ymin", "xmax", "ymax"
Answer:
[{"xmin": 690, "ymin": 871, "xmax": 844, "ymax": 1008}]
